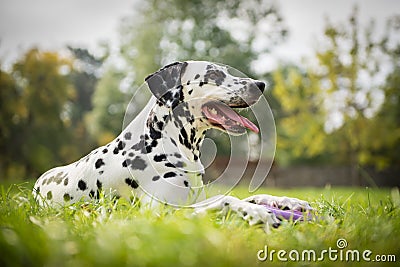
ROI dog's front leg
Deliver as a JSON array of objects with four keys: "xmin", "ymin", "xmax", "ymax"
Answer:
[
  {"xmin": 193, "ymin": 195, "xmax": 281, "ymax": 229},
  {"xmin": 243, "ymin": 194, "xmax": 313, "ymax": 212}
]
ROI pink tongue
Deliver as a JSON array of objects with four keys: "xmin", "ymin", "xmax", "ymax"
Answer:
[
  {"xmin": 202, "ymin": 102, "xmax": 259, "ymax": 133},
  {"xmin": 240, "ymin": 116, "xmax": 259, "ymax": 133}
]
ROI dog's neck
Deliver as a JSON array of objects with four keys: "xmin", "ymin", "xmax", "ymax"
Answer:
[{"xmin": 145, "ymin": 100, "xmax": 207, "ymax": 163}]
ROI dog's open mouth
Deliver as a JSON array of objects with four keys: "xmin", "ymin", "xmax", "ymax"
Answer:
[{"xmin": 201, "ymin": 101, "xmax": 259, "ymax": 134}]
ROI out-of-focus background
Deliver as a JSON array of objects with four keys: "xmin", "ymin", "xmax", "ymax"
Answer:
[{"xmin": 1, "ymin": 0, "xmax": 399, "ymax": 187}]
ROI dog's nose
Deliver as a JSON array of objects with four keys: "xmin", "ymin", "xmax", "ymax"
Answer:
[{"xmin": 255, "ymin": 81, "xmax": 265, "ymax": 93}]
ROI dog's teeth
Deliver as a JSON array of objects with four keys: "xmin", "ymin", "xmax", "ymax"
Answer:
[{"xmin": 210, "ymin": 108, "xmax": 218, "ymax": 115}]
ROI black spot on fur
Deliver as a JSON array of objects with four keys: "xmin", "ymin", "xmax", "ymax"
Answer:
[
  {"xmin": 89, "ymin": 190, "xmax": 95, "ymax": 198},
  {"xmin": 125, "ymin": 178, "xmax": 139, "ymax": 189},
  {"xmin": 149, "ymin": 125, "xmax": 162, "ymax": 140},
  {"xmin": 102, "ymin": 148, "xmax": 108, "ymax": 154},
  {"xmin": 179, "ymin": 135, "xmax": 183, "ymax": 145},
  {"xmin": 145, "ymin": 146, "xmax": 152, "ymax": 153},
  {"xmin": 150, "ymin": 140, "xmax": 158, "ymax": 147},
  {"xmin": 78, "ymin": 180, "xmax": 88, "ymax": 191},
  {"xmin": 156, "ymin": 121, "xmax": 164, "ymax": 129},
  {"xmin": 96, "ymin": 181, "xmax": 102, "ymax": 198},
  {"xmin": 179, "ymin": 128, "xmax": 192, "ymax": 150},
  {"xmin": 178, "ymin": 86, "xmax": 184, "ymax": 101},
  {"xmin": 131, "ymin": 156, "xmax": 147, "ymax": 170},
  {"xmin": 170, "ymin": 138, "xmax": 177, "ymax": 147},
  {"xmin": 99, "ymin": 171, "xmax": 104, "ymax": 175},
  {"xmin": 97, "ymin": 180, "xmax": 102, "ymax": 190},
  {"xmin": 165, "ymin": 162, "xmax": 175, "ymax": 168},
  {"xmin": 124, "ymin": 132, "xmax": 132, "ymax": 140},
  {"xmin": 113, "ymin": 147, "xmax": 119, "ymax": 154},
  {"xmin": 175, "ymin": 161, "xmax": 185, "ymax": 168},
  {"xmin": 154, "ymin": 154, "xmax": 167, "ymax": 162},
  {"xmin": 184, "ymin": 180, "xmax": 189, "ymax": 187},
  {"xmin": 47, "ymin": 191, "xmax": 52, "ymax": 200},
  {"xmin": 152, "ymin": 175, "xmax": 160, "ymax": 181},
  {"xmin": 164, "ymin": 172, "xmax": 177, "ymax": 178},
  {"xmin": 122, "ymin": 159, "xmax": 131, "ymax": 168},
  {"xmin": 190, "ymin": 128, "xmax": 196, "ymax": 143},
  {"xmin": 118, "ymin": 141, "xmax": 126, "ymax": 150},
  {"xmin": 95, "ymin": 159, "xmax": 105, "ymax": 169},
  {"xmin": 174, "ymin": 152, "xmax": 182, "ymax": 158},
  {"xmin": 132, "ymin": 140, "xmax": 145, "ymax": 151},
  {"xmin": 194, "ymin": 74, "xmax": 200, "ymax": 79},
  {"xmin": 64, "ymin": 178, "xmax": 68, "ymax": 186},
  {"xmin": 63, "ymin": 193, "xmax": 71, "ymax": 202}
]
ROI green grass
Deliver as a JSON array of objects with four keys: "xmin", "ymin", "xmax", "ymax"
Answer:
[{"xmin": 0, "ymin": 182, "xmax": 399, "ymax": 267}]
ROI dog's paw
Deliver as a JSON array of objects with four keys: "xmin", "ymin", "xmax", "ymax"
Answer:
[
  {"xmin": 244, "ymin": 194, "xmax": 312, "ymax": 212},
  {"xmin": 192, "ymin": 195, "xmax": 281, "ymax": 229},
  {"xmin": 230, "ymin": 201, "xmax": 281, "ymax": 228}
]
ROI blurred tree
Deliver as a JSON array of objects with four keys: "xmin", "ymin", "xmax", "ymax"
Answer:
[
  {"xmin": 85, "ymin": 66, "xmax": 127, "ymax": 145},
  {"xmin": 361, "ymin": 65, "xmax": 400, "ymax": 169},
  {"xmin": 0, "ymin": 49, "xmax": 76, "ymax": 179},
  {"xmin": 272, "ymin": 66, "xmax": 328, "ymax": 165},
  {"xmin": 67, "ymin": 46, "xmax": 104, "ymax": 125},
  {"xmin": 120, "ymin": 0, "xmax": 287, "ymax": 81},
  {"xmin": 318, "ymin": 10, "xmax": 400, "ymax": 181},
  {"xmin": 0, "ymin": 68, "xmax": 25, "ymax": 178},
  {"xmin": 360, "ymin": 15, "xmax": 400, "ymax": 169},
  {"xmin": 272, "ymin": 9, "xmax": 400, "ymax": 182},
  {"xmin": 0, "ymin": 47, "xmax": 106, "ymax": 180},
  {"xmin": 67, "ymin": 46, "xmax": 105, "ymax": 150}
]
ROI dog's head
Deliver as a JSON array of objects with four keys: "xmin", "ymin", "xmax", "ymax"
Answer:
[{"xmin": 145, "ymin": 61, "xmax": 266, "ymax": 135}]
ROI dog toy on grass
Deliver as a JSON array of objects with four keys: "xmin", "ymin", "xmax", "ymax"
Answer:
[{"xmin": 260, "ymin": 204, "xmax": 314, "ymax": 221}]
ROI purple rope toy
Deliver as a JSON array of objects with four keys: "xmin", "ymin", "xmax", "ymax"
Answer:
[{"xmin": 260, "ymin": 204, "xmax": 315, "ymax": 221}]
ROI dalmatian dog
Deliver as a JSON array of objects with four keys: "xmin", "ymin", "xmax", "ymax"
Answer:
[{"xmin": 33, "ymin": 61, "xmax": 312, "ymax": 229}]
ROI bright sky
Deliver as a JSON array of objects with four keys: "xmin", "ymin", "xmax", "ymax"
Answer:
[{"xmin": 0, "ymin": 0, "xmax": 399, "ymax": 67}]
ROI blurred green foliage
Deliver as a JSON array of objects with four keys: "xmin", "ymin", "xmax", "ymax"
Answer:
[
  {"xmin": 0, "ymin": 3, "xmax": 399, "ymax": 182},
  {"xmin": 1, "ymin": 183, "xmax": 399, "ymax": 267},
  {"xmin": 0, "ymin": 48, "xmax": 102, "ymax": 180},
  {"xmin": 121, "ymin": 0, "xmax": 286, "ymax": 76},
  {"xmin": 272, "ymin": 9, "xmax": 400, "ymax": 178}
]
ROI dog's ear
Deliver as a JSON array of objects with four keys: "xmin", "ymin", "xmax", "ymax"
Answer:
[{"xmin": 145, "ymin": 62, "xmax": 188, "ymax": 108}]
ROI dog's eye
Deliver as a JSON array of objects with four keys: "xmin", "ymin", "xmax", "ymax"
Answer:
[
  {"xmin": 207, "ymin": 70, "xmax": 226, "ymax": 80},
  {"xmin": 208, "ymin": 73, "xmax": 218, "ymax": 79}
]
